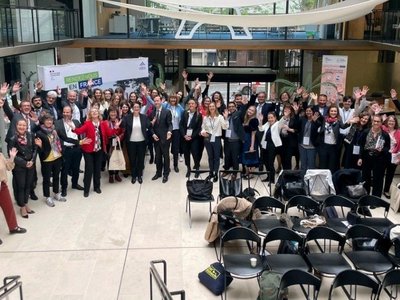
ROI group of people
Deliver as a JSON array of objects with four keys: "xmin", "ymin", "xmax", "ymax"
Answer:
[{"xmin": 0, "ymin": 70, "xmax": 400, "ymax": 244}]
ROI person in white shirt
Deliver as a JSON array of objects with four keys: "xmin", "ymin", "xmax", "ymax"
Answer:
[{"xmin": 201, "ymin": 102, "xmax": 229, "ymax": 182}]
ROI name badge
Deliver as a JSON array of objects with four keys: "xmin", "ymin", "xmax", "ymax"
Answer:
[
  {"xmin": 186, "ymin": 129, "xmax": 193, "ymax": 137},
  {"xmin": 353, "ymin": 145, "xmax": 360, "ymax": 155},
  {"xmin": 112, "ymin": 138, "xmax": 117, "ymax": 147},
  {"xmin": 303, "ymin": 137, "xmax": 310, "ymax": 146},
  {"xmin": 210, "ymin": 134, "xmax": 216, "ymax": 143},
  {"xmin": 225, "ymin": 130, "xmax": 232, "ymax": 138},
  {"xmin": 261, "ymin": 140, "xmax": 267, "ymax": 149}
]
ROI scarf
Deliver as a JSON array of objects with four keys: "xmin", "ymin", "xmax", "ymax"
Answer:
[
  {"xmin": 40, "ymin": 125, "xmax": 62, "ymax": 154},
  {"xmin": 325, "ymin": 116, "xmax": 338, "ymax": 124},
  {"xmin": 17, "ymin": 134, "xmax": 27, "ymax": 145}
]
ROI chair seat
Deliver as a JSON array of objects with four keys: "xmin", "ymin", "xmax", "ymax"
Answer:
[
  {"xmin": 253, "ymin": 217, "xmax": 285, "ymax": 235},
  {"xmin": 345, "ymin": 251, "xmax": 393, "ymax": 273},
  {"xmin": 388, "ymin": 253, "xmax": 400, "ymax": 267},
  {"xmin": 325, "ymin": 218, "xmax": 349, "ymax": 234},
  {"xmin": 291, "ymin": 217, "xmax": 314, "ymax": 235},
  {"xmin": 187, "ymin": 195, "xmax": 214, "ymax": 203},
  {"xmin": 356, "ymin": 218, "xmax": 393, "ymax": 234},
  {"xmin": 265, "ymin": 254, "xmax": 309, "ymax": 274},
  {"xmin": 307, "ymin": 253, "xmax": 352, "ymax": 275},
  {"xmin": 223, "ymin": 254, "xmax": 264, "ymax": 278}
]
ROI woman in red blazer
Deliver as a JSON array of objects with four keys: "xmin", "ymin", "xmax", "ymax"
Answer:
[
  {"xmin": 67, "ymin": 107, "xmax": 120, "ymax": 197},
  {"xmin": 100, "ymin": 106, "xmax": 124, "ymax": 183}
]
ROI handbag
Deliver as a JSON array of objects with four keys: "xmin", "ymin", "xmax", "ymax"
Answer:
[
  {"xmin": 186, "ymin": 179, "xmax": 213, "ymax": 201},
  {"xmin": 198, "ymin": 262, "xmax": 233, "ymax": 295},
  {"xmin": 108, "ymin": 138, "xmax": 126, "ymax": 171},
  {"xmin": 346, "ymin": 182, "xmax": 367, "ymax": 198}
]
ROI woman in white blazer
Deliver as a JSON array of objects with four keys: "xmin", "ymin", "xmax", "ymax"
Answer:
[{"xmin": 258, "ymin": 111, "xmax": 282, "ymax": 183}]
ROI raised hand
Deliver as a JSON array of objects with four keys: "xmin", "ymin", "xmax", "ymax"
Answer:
[
  {"xmin": 206, "ymin": 71, "xmax": 214, "ymax": 81},
  {"xmin": 29, "ymin": 111, "xmax": 38, "ymax": 123},
  {"xmin": 159, "ymin": 82, "xmax": 166, "ymax": 91},
  {"xmin": 194, "ymin": 77, "xmax": 200, "ymax": 86},
  {"xmin": 292, "ymin": 102, "xmax": 299, "ymax": 113},
  {"xmin": 9, "ymin": 147, "xmax": 18, "ymax": 160},
  {"xmin": 0, "ymin": 98, "xmax": 4, "ymax": 108},
  {"xmin": 251, "ymin": 84, "xmax": 258, "ymax": 94},
  {"xmin": 353, "ymin": 88, "xmax": 362, "ymax": 100},
  {"xmin": 222, "ymin": 109, "xmax": 228, "ymax": 119},
  {"xmin": 80, "ymin": 89, "xmax": 88, "ymax": 98},
  {"xmin": 390, "ymin": 89, "xmax": 397, "ymax": 99},
  {"xmin": 87, "ymin": 79, "xmax": 93, "ymax": 89},
  {"xmin": 0, "ymin": 82, "xmax": 9, "ymax": 97},
  {"xmin": 35, "ymin": 80, "xmax": 43, "ymax": 91},
  {"xmin": 56, "ymin": 85, "xmax": 62, "ymax": 96},
  {"xmin": 310, "ymin": 92, "xmax": 318, "ymax": 102},
  {"xmin": 34, "ymin": 137, "xmax": 42, "ymax": 148},
  {"xmin": 181, "ymin": 69, "xmax": 188, "ymax": 80},
  {"xmin": 296, "ymin": 86, "xmax": 304, "ymax": 95},
  {"xmin": 12, "ymin": 82, "xmax": 22, "ymax": 94},
  {"xmin": 361, "ymin": 85, "xmax": 369, "ymax": 97},
  {"xmin": 336, "ymin": 86, "xmax": 344, "ymax": 95}
]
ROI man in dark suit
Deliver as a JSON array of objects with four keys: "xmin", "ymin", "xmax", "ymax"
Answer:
[
  {"xmin": 150, "ymin": 96, "xmax": 173, "ymax": 183},
  {"xmin": 61, "ymin": 90, "xmax": 88, "ymax": 123},
  {"xmin": 55, "ymin": 105, "xmax": 84, "ymax": 196},
  {"xmin": 179, "ymin": 98, "xmax": 203, "ymax": 178},
  {"xmin": 223, "ymin": 100, "xmax": 246, "ymax": 172},
  {"xmin": 312, "ymin": 94, "xmax": 329, "ymax": 117}
]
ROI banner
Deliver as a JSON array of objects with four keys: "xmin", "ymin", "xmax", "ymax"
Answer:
[
  {"xmin": 320, "ymin": 55, "xmax": 348, "ymax": 103},
  {"xmin": 37, "ymin": 58, "xmax": 149, "ymax": 93}
]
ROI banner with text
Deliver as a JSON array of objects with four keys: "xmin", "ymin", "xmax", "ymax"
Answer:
[
  {"xmin": 37, "ymin": 58, "xmax": 149, "ymax": 94},
  {"xmin": 320, "ymin": 55, "xmax": 348, "ymax": 103}
]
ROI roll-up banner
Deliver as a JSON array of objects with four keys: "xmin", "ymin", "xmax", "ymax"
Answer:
[{"xmin": 320, "ymin": 55, "xmax": 348, "ymax": 103}]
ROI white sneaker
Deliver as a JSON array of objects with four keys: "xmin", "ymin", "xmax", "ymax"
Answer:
[
  {"xmin": 45, "ymin": 197, "xmax": 55, "ymax": 207},
  {"xmin": 53, "ymin": 193, "xmax": 66, "ymax": 202}
]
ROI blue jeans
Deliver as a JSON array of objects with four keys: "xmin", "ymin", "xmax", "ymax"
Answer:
[{"xmin": 299, "ymin": 145, "xmax": 316, "ymax": 171}]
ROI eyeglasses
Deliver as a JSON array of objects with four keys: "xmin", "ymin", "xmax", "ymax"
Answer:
[{"xmin": 373, "ymin": 120, "xmax": 382, "ymax": 123}]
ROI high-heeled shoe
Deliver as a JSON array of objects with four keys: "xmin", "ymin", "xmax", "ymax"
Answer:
[{"xmin": 20, "ymin": 208, "xmax": 28, "ymax": 219}]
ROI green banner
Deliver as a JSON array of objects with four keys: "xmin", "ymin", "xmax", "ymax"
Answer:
[{"xmin": 64, "ymin": 72, "xmax": 99, "ymax": 84}]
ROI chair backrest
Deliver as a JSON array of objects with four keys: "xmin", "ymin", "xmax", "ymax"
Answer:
[
  {"xmin": 305, "ymin": 226, "xmax": 346, "ymax": 253},
  {"xmin": 221, "ymin": 227, "xmax": 261, "ymax": 245},
  {"xmin": 323, "ymin": 195, "xmax": 355, "ymax": 210},
  {"xmin": 328, "ymin": 270, "xmax": 379, "ymax": 300},
  {"xmin": 378, "ymin": 269, "xmax": 400, "ymax": 299},
  {"xmin": 279, "ymin": 269, "xmax": 321, "ymax": 300},
  {"xmin": 345, "ymin": 224, "xmax": 383, "ymax": 241},
  {"xmin": 252, "ymin": 196, "xmax": 285, "ymax": 213},
  {"xmin": 263, "ymin": 227, "xmax": 304, "ymax": 252},
  {"xmin": 285, "ymin": 195, "xmax": 321, "ymax": 215},
  {"xmin": 358, "ymin": 195, "xmax": 390, "ymax": 217}
]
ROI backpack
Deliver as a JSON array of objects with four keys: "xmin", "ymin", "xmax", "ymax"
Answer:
[{"xmin": 257, "ymin": 270, "xmax": 288, "ymax": 300}]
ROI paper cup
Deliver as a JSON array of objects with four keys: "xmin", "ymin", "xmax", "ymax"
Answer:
[{"xmin": 250, "ymin": 257, "xmax": 257, "ymax": 268}]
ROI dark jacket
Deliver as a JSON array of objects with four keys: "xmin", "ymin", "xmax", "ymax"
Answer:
[
  {"xmin": 150, "ymin": 107, "xmax": 173, "ymax": 143},
  {"xmin": 315, "ymin": 118, "xmax": 350, "ymax": 148},
  {"xmin": 359, "ymin": 128, "xmax": 391, "ymax": 161},
  {"xmin": 55, "ymin": 119, "xmax": 82, "ymax": 149},
  {"xmin": 297, "ymin": 117, "xmax": 319, "ymax": 147},
  {"xmin": 179, "ymin": 110, "xmax": 202, "ymax": 139},
  {"xmin": 7, "ymin": 132, "xmax": 37, "ymax": 168},
  {"xmin": 121, "ymin": 113, "xmax": 150, "ymax": 143}
]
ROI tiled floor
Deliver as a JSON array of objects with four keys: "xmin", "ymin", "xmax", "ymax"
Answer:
[{"xmin": 0, "ymin": 156, "xmax": 399, "ymax": 299}]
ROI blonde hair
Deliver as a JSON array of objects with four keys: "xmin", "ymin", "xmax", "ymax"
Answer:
[{"xmin": 87, "ymin": 108, "xmax": 102, "ymax": 121}]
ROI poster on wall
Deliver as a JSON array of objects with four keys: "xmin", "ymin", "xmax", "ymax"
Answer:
[
  {"xmin": 320, "ymin": 55, "xmax": 348, "ymax": 103},
  {"xmin": 37, "ymin": 58, "xmax": 149, "ymax": 97}
]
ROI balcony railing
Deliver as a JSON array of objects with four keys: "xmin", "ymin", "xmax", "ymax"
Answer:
[
  {"xmin": 0, "ymin": 5, "xmax": 81, "ymax": 48},
  {"xmin": 366, "ymin": 9, "xmax": 400, "ymax": 45}
]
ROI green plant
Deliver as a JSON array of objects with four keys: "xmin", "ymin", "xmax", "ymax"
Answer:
[{"xmin": 274, "ymin": 72, "xmax": 337, "ymax": 95}]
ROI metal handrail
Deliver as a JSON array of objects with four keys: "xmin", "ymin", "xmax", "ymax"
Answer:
[
  {"xmin": 0, "ymin": 276, "xmax": 23, "ymax": 300},
  {"xmin": 149, "ymin": 260, "xmax": 185, "ymax": 300}
]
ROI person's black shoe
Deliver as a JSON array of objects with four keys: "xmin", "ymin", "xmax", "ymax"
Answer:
[
  {"xmin": 79, "ymin": 169, "xmax": 84, "ymax": 173},
  {"xmin": 84, "ymin": 192, "xmax": 89, "ymax": 197},
  {"xmin": 174, "ymin": 166, "xmax": 179, "ymax": 173},
  {"xmin": 213, "ymin": 175, "xmax": 218, "ymax": 182},
  {"xmin": 131, "ymin": 178, "xmax": 136, "ymax": 184},
  {"xmin": 205, "ymin": 174, "xmax": 213, "ymax": 181},
  {"xmin": 72, "ymin": 184, "xmax": 84, "ymax": 191},
  {"xmin": 61, "ymin": 189, "xmax": 67, "ymax": 197},
  {"xmin": 94, "ymin": 188, "xmax": 102, "ymax": 194},
  {"xmin": 10, "ymin": 226, "xmax": 27, "ymax": 234},
  {"xmin": 162, "ymin": 176, "xmax": 168, "ymax": 183},
  {"xmin": 123, "ymin": 174, "xmax": 129, "ymax": 178},
  {"xmin": 194, "ymin": 171, "xmax": 200, "ymax": 179},
  {"xmin": 30, "ymin": 192, "xmax": 38, "ymax": 200},
  {"xmin": 384, "ymin": 192, "xmax": 391, "ymax": 199},
  {"xmin": 152, "ymin": 174, "xmax": 161, "ymax": 180},
  {"xmin": 259, "ymin": 165, "xmax": 264, "ymax": 172},
  {"xmin": 138, "ymin": 177, "xmax": 143, "ymax": 184}
]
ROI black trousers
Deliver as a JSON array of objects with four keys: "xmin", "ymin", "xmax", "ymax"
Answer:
[
  {"xmin": 154, "ymin": 139, "xmax": 171, "ymax": 176},
  {"xmin": 205, "ymin": 137, "xmax": 222, "ymax": 175},
  {"xmin": 127, "ymin": 141, "xmax": 146, "ymax": 178},
  {"xmin": 362, "ymin": 154, "xmax": 387, "ymax": 197},
  {"xmin": 61, "ymin": 146, "xmax": 82, "ymax": 190},
  {"xmin": 146, "ymin": 130, "xmax": 154, "ymax": 160},
  {"xmin": 318, "ymin": 143, "xmax": 339, "ymax": 174},
  {"xmin": 82, "ymin": 151, "xmax": 103, "ymax": 193},
  {"xmin": 384, "ymin": 162, "xmax": 397, "ymax": 193},
  {"xmin": 224, "ymin": 139, "xmax": 241, "ymax": 171},
  {"xmin": 261, "ymin": 144, "xmax": 277, "ymax": 182},
  {"xmin": 171, "ymin": 130, "xmax": 180, "ymax": 167},
  {"xmin": 12, "ymin": 166, "xmax": 35, "ymax": 207},
  {"xmin": 182, "ymin": 137, "xmax": 201, "ymax": 171},
  {"xmin": 41, "ymin": 157, "xmax": 62, "ymax": 197}
]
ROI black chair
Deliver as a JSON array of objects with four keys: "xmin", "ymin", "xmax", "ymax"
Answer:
[
  {"xmin": 279, "ymin": 269, "xmax": 321, "ymax": 300},
  {"xmin": 185, "ymin": 170, "xmax": 214, "ymax": 227},
  {"xmin": 251, "ymin": 196, "xmax": 286, "ymax": 236},
  {"xmin": 285, "ymin": 195, "xmax": 321, "ymax": 235},
  {"xmin": 328, "ymin": 269, "xmax": 380, "ymax": 300},
  {"xmin": 377, "ymin": 269, "xmax": 400, "ymax": 299},
  {"xmin": 219, "ymin": 227, "xmax": 264, "ymax": 300},
  {"xmin": 322, "ymin": 195, "xmax": 356, "ymax": 234},
  {"xmin": 305, "ymin": 226, "xmax": 352, "ymax": 278},
  {"xmin": 388, "ymin": 236, "xmax": 400, "ymax": 267},
  {"xmin": 218, "ymin": 170, "xmax": 242, "ymax": 202},
  {"xmin": 344, "ymin": 225, "xmax": 393, "ymax": 280},
  {"xmin": 262, "ymin": 227, "xmax": 310, "ymax": 274},
  {"xmin": 355, "ymin": 195, "xmax": 393, "ymax": 233}
]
